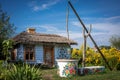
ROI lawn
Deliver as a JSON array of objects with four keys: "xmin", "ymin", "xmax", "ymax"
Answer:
[
  {"xmin": 0, "ymin": 62, "xmax": 120, "ymax": 80},
  {"xmin": 41, "ymin": 69, "xmax": 120, "ymax": 80}
]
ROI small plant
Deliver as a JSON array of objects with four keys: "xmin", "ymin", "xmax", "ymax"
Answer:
[
  {"xmin": 116, "ymin": 62, "xmax": 120, "ymax": 70},
  {"xmin": 2, "ymin": 64, "xmax": 42, "ymax": 80},
  {"xmin": 2, "ymin": 39, "xmax": 13, "ymax": 61},
  {"xmin": 0, "ymin": 60, "xmax": 4, "ymax": 79}
]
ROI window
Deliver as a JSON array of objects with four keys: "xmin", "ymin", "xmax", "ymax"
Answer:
[{"xmin": 24, "ymin": 45, "xmax": 35, "ymax": 61}]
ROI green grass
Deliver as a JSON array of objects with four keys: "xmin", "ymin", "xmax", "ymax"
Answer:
[
  {"xmin": 0, "ymin": 61, "xmax": 120, "ymax": 80},
  {"xmin": 41, "ymin": 69, "xmax": 120, "ymax": 80}
]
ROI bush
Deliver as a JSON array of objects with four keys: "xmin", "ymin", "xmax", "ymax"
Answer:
[
  {"xmin": 116, "ymin": 62, "xmax": 120, "ymax": 70},
  {"xmin": 1, "ymin": 64, "xmax": 42, "ymax": 80},
  {"xmin": 71, "ymin": 48, "xmax": 82, "ymax": 59},
  {"xmin": 0, "ymin": 60, "xmax": 4, "ymax": 79},
  {"xmin": 71, "ymin": 47, "xmax": 120, "ymax": 70}
]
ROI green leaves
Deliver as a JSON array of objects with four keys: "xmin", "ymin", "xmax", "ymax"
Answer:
[
  {"xmin": 0, "ymin": 6, "xmax": 16, "ymax": 59},
  {"xmin": 3, "ymin": 64, "xmax": 42, "ymax": 80},
  {"xmin": 0, "ymin": 7, "xmax": 16, "ymax": 39},
  {"xmin": 109, "ymin": 36, "xmax": 120, "ymax": 50},
  {"xmin": 2, "ymin": 39, "xmax": 13, "ymax": 60}
]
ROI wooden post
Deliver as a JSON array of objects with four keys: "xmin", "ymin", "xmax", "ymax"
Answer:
[
  {"xmin": 82, "ymin": 25, "xmax": 91, "ymax": 67},
  {"xmin": 82, "ymin": 28, "xmax": 86, "ymax": 67},
  {"xmin": 66, "ymin": 2, "xmax": 69, "ymax": 40}
]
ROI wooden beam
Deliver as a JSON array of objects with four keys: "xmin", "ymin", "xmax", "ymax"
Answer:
[{"xmin": 68, "ymin": 1, "xmax": 112, "ymax": 71}]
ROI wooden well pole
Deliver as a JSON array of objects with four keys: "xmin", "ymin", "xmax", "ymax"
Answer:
[
  {"xmin": 82, "ymin": 28, "xmax": 86, "ymax": 67},
  {"xmin": 68, "ymin": 1, "xmax": 112, "ymax": 71}
]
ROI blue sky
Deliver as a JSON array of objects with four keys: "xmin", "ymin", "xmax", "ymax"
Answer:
[{"xmin": 0, "ymin": 0, "xmax": 120, "ymax": 48}]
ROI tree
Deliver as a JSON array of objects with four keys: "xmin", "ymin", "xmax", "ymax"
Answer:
[
  {"xmin": 99, "ymin": 45, "xmax": 111, "ymax": 49},
  {"xmin": 0, "ymin": 6, "xmax": 16, "ymax": 59},
  {"xmin": 109, "ymin": 35, "xmax": 120, "ymax": 50}
]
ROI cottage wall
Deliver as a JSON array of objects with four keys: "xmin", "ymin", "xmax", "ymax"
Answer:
[
  {"xmin": 35, "ymin": 44, "xmax": 70, "ymax": 65},
  {"xmin": 35, "ymin": 45, "xmax": 44, "ymax": 64},
  {"xmin": 16, "ymin": 44, "xmax": 71, "ymax": 65},
  {"xmin": 17, "ymin": 44, "xmax": 24, "ymax": 60}
]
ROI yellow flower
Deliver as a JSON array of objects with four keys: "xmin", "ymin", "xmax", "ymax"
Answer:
[{"xmin": 95, "ymin": 59, "xmax": 99, "ymax": 64}]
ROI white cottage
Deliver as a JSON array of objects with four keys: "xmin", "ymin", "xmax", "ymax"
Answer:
[{"xmin": 11, "ymin": 28, "xmax": 77, "ymax": 66}]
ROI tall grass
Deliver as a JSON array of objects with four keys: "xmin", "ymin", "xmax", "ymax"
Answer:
[{"xmin": 41, "ymin": 69, "xmax": 120, "ymax": 80}]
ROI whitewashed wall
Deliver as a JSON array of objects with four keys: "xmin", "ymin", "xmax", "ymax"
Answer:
[
  {"xmin": 16, "ymin": 44, "xmax": 70, "ymax": 65},
  {"xmin": 35, "ymin": 45, "xmax": 44, "ymax": 64},
  {"xmin": 17, "ymin": 44, "xmax": 24, "ymax": 60}
]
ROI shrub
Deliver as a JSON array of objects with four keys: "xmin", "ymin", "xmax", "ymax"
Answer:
[
  {"xmin": 1, "ymin": 64, "xmax": 42, "ymax": 80},
  {"xmin": 116, "ymin": 62, "xmax": 120, "ymax": 70},
  {"xmin": 72, "ymin": 47, "xmax": 120, "ymax": 70},
  {"xmin": 0, "ymin": 60, "xmax": 4, "ymax": 79},
  {"xmin": 71, "ymin": 48, "xmax": 82, "ymax": 59}
]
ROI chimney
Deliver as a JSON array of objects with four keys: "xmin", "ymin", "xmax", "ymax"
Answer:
[{"xmin": 27, "ymin": 28, "xmax": 36, "ymax": 34}]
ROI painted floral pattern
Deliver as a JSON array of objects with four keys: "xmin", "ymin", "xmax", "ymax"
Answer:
[
  {"xmin": 57, "ymin": 47, "xmax": 71, "ymax": 59},
  {"xmin": 78, "ymin": 67, "xmax": 105, "ymax": 75},
  {"xmin": 62, "ymin": 62, "xmax": 77, "ymax": 77}
]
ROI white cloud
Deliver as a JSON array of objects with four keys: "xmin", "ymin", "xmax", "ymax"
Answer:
[
  {"xmin": 33, "ymin": 6, "xmax": 40, "ymax": 11},
  {"xmin": 37, "ymin": 25, "xmax": 83, "ymax": 40},
  {"xmin": 71, "ymin": 16, "xmax": 120, "ymax": 35},
  {"xmin": 26, "ymin": 24, "xmax": 66, "ymax": 34},
  {"xmin": 25, "ymin": 16, "xmax": 120, "ymax": 48},
  {"xmin": 71, "ymin": 21, "xmax": 81, "ymax": 27},
  {"xmin": 29, "ymin": 0, "xmax": 60, "ymax": 11},
  {"xmin": 92, "ymin": 23, "xmax": 120, "ymax": 35},
  {"xmin": 70, "ymin": 16, "xmax": 120, "ymax": 47},
  {"xmin": 105, "ymin": 16, "xmax": 120, "ymax": 21},
  {"xmin": 26, "ymin": 24, "xmax": 82, "ymax": 39},
  {"xmin": 39, "ymin": 25, "xmax": 57, "ymax": 31}
]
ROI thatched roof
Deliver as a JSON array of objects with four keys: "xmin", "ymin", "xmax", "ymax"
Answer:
[{"xmin": 12, "ymin": 31, "xmax": 77, "ymax": 45}]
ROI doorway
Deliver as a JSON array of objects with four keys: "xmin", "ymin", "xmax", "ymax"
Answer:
[{"xmin": 44, "ymin": 45, "xmax": 54, "ymax": 67}]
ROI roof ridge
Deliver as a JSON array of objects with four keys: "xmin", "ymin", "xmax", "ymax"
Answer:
[
  {"xmin": 26, "ymin": 32, "xmax": 61, "ymax": 37},
  {"xmin": 12, "ymin": 31, "xmax": 77, "ymax": 45}
]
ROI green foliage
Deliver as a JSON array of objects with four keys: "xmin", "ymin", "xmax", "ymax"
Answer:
[
  {"xmin": 0, "ymin": 7, "xmax": 16, "ymax": 40},
  {"xmin": 0, "ymin": 64, "xmax": 42, "ymax": 80},
  {"xmin": 71, "ymin": 46, "xmax": 120, "ymax": 70},
  {"xmin": 71, "ymin": 48, "xmax": 82, "ymax": 59},
  {"xmin": 0, "ymin": 60, "xmax": 8, "ymax": 79},
  {"xmin": 99, "ymin": 45, "xmax": 111, "ymax": 49},
  {"xmin": 101, "ymin": 48, "xmax": 120, "ymax": 70},
  {"xmin": 109, "ymin": 35, "xmax": 120, "ymax": 50},
  {"xmin": 0, "ymin": 6, "xmax": 16, "ymax": 60},
  {"xmin": 2, "ymin": 39, "xmax": 14, "ymax": 60},
  {"xmin": 0, "ymin": 60, "xmax": 3, "ymax": 78},
  {"xmin": 116, "ymin": 62, "xmax": 120, "ymax": 70},
  {"xmin": 85, "ymin": 47, "xmax": 120, "ymax": 70},
  {"xmin": 71, "ymin": 45, "xmax": 90, "ymax": 59},
  {"xmin": 41, "ymin": 69, "xmax": 120, "ymax": 80},
  {"xmin": 71, "ymin": 45, "xmax": 83, "ymax": 59}
]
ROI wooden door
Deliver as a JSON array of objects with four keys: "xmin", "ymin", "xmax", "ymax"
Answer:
[
  {"xmin": 11, "ymin": 49, "xmax": 17, "ymax": 60},
  {"xmin": 44, "ymin": 46, "xmax": 54, "ymax": 67}
]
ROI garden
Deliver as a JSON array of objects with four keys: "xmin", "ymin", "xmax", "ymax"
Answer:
[
  {"xmin": 0, "ymin": 47, "xmax": 120, "ymax": 80},
  {"xmin": 0, "ymin": 1, "xmax": 120, "ymax": 80}
]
